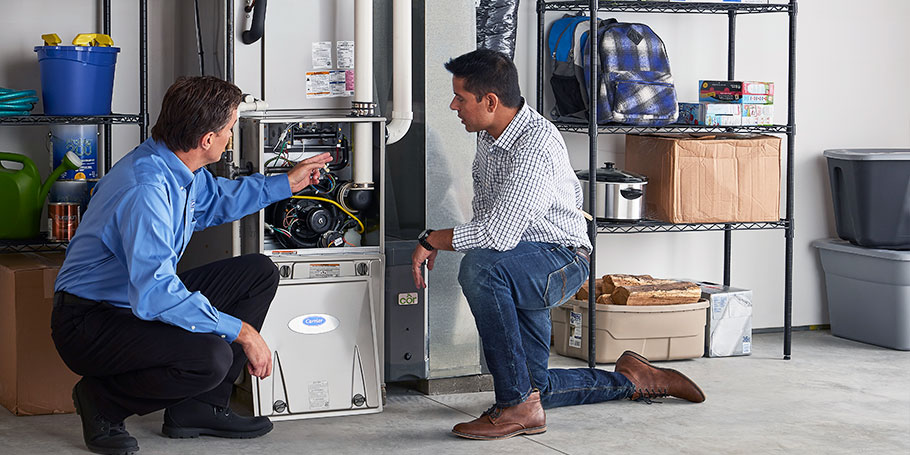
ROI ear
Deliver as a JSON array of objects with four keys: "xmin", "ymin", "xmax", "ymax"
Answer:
[
  {"xmin": 199, "ymin": 131, "xmax": 216, "ymax": 150},
  {"xmin": 485, "ymin": 93, "xmax": 499, "ymax": 113}
]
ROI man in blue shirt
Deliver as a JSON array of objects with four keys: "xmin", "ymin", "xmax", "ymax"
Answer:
[{"xmin": 51, "ymin": 76, "xmax": 331, "ymax": 454}]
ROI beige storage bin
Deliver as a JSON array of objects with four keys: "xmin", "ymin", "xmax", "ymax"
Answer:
[{"xmin": 551, "ymin": 299, "xmax": 709, "ymax": 363}]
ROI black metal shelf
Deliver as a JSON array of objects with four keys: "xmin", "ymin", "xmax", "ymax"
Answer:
[
  {"xmin": 0, "ymin": 236, "xmax": 68, "ymax": 254},
  {"xmin": 0, "ymin": 114, "xmax": 141, "ymax": 125},
  {"xmin": 598, "ymin": 219, "xmax": 788, "ymax": 234},
  {"xmin": 541, "ymin": 1, "xmax": 792, "ymax": 14},
  {"xmin": 536, "ymin": 0, "xmax": 798, "ymax": 361},
  {"xmin": 555, "ymin": 123, "xmax": 789, "ymax": 135}
]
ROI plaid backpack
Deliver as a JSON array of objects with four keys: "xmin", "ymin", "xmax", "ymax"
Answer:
[{"xmin": 583, "ymin": 20, "xmax": 678, "ymax": 126}]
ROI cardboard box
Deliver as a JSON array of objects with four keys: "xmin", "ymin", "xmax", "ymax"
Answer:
[
  {"xmin": 700, "ymin": 80, "xmax": 774, "ymax": 104},
  {"xmin": 677, "ymin": 102, "xmax": 742, "ymax": 126},
  {"xmin": 552, "ymin": 299, "xmax": 709, "ymax": 363},
  {"xmin": 741, "ymin": 104, "xmax": 774, "ymax": 125},
  {"xmin": 699, "ymin": 80, "xmax": 742, "ymax": 103},
  {"xmin": 0, "ymin": 252, "xmax": 79, "ymax": 415},
  {"xmin": 742, "ymin": 81, "xmax": 775, "ymax": 104},
  {"xmin": 698, "ymin": 282, "xmax": 753, "ymax": 357},
  {"xmin": 625, "ymin": 134, "xmax": 781, "ymax": 223}
]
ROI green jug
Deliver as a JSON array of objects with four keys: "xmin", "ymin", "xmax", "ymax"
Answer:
[{"xmin": 0, "ymin": 151, "xmax": 81, "ymax": 239}]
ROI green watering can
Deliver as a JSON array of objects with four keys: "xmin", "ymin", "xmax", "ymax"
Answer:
[{"xmin": 0, "ymin": 151, "xmax": 81, "ymax": 239}]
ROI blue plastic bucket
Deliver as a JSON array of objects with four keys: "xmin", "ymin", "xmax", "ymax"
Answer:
[
  {"xmin": 34, "ymin": 45, "xmax": 120, "ymax": 115},
  {"xmin": 50, "ymin": 124, "xmax": 98, "ymax": 179}
]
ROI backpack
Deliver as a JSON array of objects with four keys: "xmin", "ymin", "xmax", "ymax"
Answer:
[
  {"xmin": 547, "ymin": 15, "xmax": 598, "ymax": 123},
  {"xmin": 582, "ymin": 20, "xmax": 678, "ymax": 126}
]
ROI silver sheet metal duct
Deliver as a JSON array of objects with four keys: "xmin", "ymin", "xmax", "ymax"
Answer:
[{"xmin": 475, "ymin": 0, "xmax": 519, "ymax": 59}]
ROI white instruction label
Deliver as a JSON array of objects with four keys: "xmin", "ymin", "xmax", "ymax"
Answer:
[
  {"xmin": 742, "ymin": 336, "xmax": 752, "ymax": 355},
  {"xmin": 307, "ymin": 71, "xmax": 353, "ymax": 98},
  {"xmin": 312, "ymin": 41, "xmax": 333, "ymax": 68},
  {"xmin": 309, "ymin": 263, "xmax": 341, "ymax": 278},
  {"xmin": 306, "ymin": 71, "xmax": 332, "ymax": 98},
  {"xmin": 337, "ymin": 40, "xmax": 354, "ymax": 69},
  {"xmin": 308, "ymin": 380, "xmax": 330, "ymax": 409},
  {"xmin": 569, "ymin": 311, "xmax": 583, "ymax": 349}
]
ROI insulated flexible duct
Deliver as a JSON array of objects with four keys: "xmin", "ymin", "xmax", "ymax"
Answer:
[
  {"xmin": 475, "ymin": 0, "xmax": 519, "ymax": 59},
  {"xmin": 0, "ymin": 88, "xmax": 39, "ymax": 116}
]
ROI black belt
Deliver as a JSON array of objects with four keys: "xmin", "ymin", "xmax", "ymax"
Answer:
[
  {"xmin": 54, "ymin": 291, "xmax": 101, "ymax": 308},
  {"xmin": 568, "ymin": 245, "xmax": 590, "ymax": 262}
]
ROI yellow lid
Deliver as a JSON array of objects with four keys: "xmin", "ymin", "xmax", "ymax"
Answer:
[
  {"xmin": 41, "ymin": 33, "xmax": 62, "ymax": 46},
  {"xmin": 72, "ymin": 33, "xmax": 114, "ymax": 47}
]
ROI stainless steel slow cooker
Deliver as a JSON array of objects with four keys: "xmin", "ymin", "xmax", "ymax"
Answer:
[{"xmin": 576, "ymin": 162, "xmax": 647, "ymax": 221}]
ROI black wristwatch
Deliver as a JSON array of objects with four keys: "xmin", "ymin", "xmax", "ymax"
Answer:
[{"xmin": 418, "ymin": 229, "xmax": 435, "ymax": 251}]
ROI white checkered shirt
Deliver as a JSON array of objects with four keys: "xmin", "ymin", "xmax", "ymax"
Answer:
[{"xmin": 452, "ymin": 101, "xmax": 592, "ymax": 252}]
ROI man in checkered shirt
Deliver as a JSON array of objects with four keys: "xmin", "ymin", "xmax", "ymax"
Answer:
[{"xmin": 411, "ymin": 49, "xmax": 705, "ymax": 441}]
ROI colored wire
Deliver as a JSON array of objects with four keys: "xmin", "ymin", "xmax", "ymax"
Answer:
[{"xmin": 291, "ymin": 195, "xmax": 364, "ymax": 234}]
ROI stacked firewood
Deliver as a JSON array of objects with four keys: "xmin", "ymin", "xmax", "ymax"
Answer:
[{"xmin": 574, "ymin": 274, "xmax": 702, "ymax": 306}]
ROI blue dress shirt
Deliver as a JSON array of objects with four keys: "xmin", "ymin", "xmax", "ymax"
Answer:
[{"xmin": 55, "ymin": 138, "xmax": 291, "ymax": 342}]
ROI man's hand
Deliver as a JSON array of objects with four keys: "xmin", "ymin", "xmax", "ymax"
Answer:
[
  {"xmin": 411, "ymin": 246, "xmax": 438, "ymax": 289},
  {"xmin": 410, "ymin": 229, "xmax": 454, "ymax": 289},
  {"xmin": 286, "ymin": 152, "xmax": 334, "ymax": 193},
  {"xmin": 235, "ymin": 321, "xmax": 272, "ymax": 379}
]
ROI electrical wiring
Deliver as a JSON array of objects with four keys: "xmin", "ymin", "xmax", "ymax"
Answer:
[{"xmin": 291, "ymin": 195, "xmax": 364, "ymax": 234}]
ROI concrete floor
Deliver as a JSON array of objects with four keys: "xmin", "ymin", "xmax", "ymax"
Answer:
[{"xmin": 2, "ymin": 330, "xmax": 908, "ymax": 454}]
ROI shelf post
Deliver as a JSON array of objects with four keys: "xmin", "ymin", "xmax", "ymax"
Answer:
[
  {"xmin": 103, "ymin": 0, "xmax": 112, "ymax": 173},
  {"xmin": 536, "ymin": 0, "xmax": 545, "ymax": 112},
  {"xmin": 586, "ymin": 0, "xmax": 598, "ymax": 369},
  {"xmin": 140, "ymin": 0, "xmax": 149, "ymax": 141},
  {"xmin": 723, "ymin": 8, "xmax": 736, "ymax": 287},
  {"xmin": 784, "ymin": 0, "xmax": 798, "ymax": 360}
]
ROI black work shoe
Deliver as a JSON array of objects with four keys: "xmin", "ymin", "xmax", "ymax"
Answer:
[
  {"xmin": 72, "ymin": 379, "xmax": 140, "ymax": 455},
  {"xmin": 162, "ymin": 399, "xmax": 273, "ymax": 439}
]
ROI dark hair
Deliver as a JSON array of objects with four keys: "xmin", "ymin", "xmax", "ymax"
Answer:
[
  {"xmin": 151, "ymin": 76, "xmax": 242, "ymax": 152},
  {"xmin": 444, "ymin": 49, "xmax": 522, "ymax": 108}
]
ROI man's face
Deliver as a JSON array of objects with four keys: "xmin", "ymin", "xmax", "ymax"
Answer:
[
  {"xmin": 449, "ymin": 76, "xmax": 491, "ymax": 133},
  {"xmin": 205, "ymin": 108, "xmax": 238, "ymax": 165}
]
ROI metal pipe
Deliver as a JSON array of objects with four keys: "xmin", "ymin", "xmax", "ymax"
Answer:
[
  {"xmin": 352, "ymin": 0, "xmax": 374, "ymax": 189},
  {"xmin": 227, "ymin": 0, "xmax": 234, "ymax": 83},
  {"xmin": 385, "ymin": 0, "xmax": 413, "ymax": 145}
]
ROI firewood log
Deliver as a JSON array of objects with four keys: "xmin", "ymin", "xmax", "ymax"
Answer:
[
  {"xmin": 611, "ymin": 282, "xmax": 702, "ymax": 306},
  {"xmin": 596, "ymin": 294, "xmax": 613, "ymax": 305},
  {"xmin": 575, "ymin": 279, "xmax": 605, "ymax": 300},
  {"xmin": 601, "ymin": 274, "xmax": 674, "ymax": 293}
]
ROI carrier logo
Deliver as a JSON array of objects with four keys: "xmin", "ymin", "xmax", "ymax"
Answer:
[
  {"xmin": 288, "ymin": 314, "xmax": 339, "ymax": 334},
  {"xmin": 398, "ymin": 292, "xmax": 418, "ymax": 306}
]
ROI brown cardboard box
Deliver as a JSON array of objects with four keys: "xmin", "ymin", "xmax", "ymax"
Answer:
[
  {"xmin": 625, "ymin": 134, "xmax": 781, "ymax": 223},
  {"xmin": 0, "ymin": 251, "xmax": 79, "ymax": 415}
]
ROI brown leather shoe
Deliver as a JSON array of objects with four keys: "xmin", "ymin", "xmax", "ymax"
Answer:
[
  {"xmin": 615, "ymin": 350, "xmax": 706, "ymax": 403},
  {"xmin": 452, "ymin": 391, "xmax": 547, "ymax": 440}
]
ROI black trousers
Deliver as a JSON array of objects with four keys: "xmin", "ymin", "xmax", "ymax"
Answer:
[{"xmin": 51, "ymin": 254, "xmax": 279, "ymax": 423}]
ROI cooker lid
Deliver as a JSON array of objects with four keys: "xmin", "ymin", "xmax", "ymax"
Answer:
[{"xmin": 576, "ymin": 162, "xmax": 648, "ymax": 183}]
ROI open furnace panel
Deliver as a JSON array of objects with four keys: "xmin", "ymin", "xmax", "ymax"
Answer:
[{"xmin": 239, "ymin": 113, "xmax": 384, "ymax": 255}]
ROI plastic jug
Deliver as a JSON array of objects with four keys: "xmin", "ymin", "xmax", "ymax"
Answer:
[{"xmin": 0, "ymin": 151, "xmax": 81, "ymax": 239}]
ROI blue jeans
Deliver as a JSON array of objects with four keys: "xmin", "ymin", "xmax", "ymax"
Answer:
[{"xmin": 458, "ymin": 242, "xmax": 634, "ymax": 409}]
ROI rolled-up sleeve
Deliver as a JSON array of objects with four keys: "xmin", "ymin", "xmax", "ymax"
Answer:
[{"xmin": 110, "ymin": 186, "xmax": 243, "ymax": 342}]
